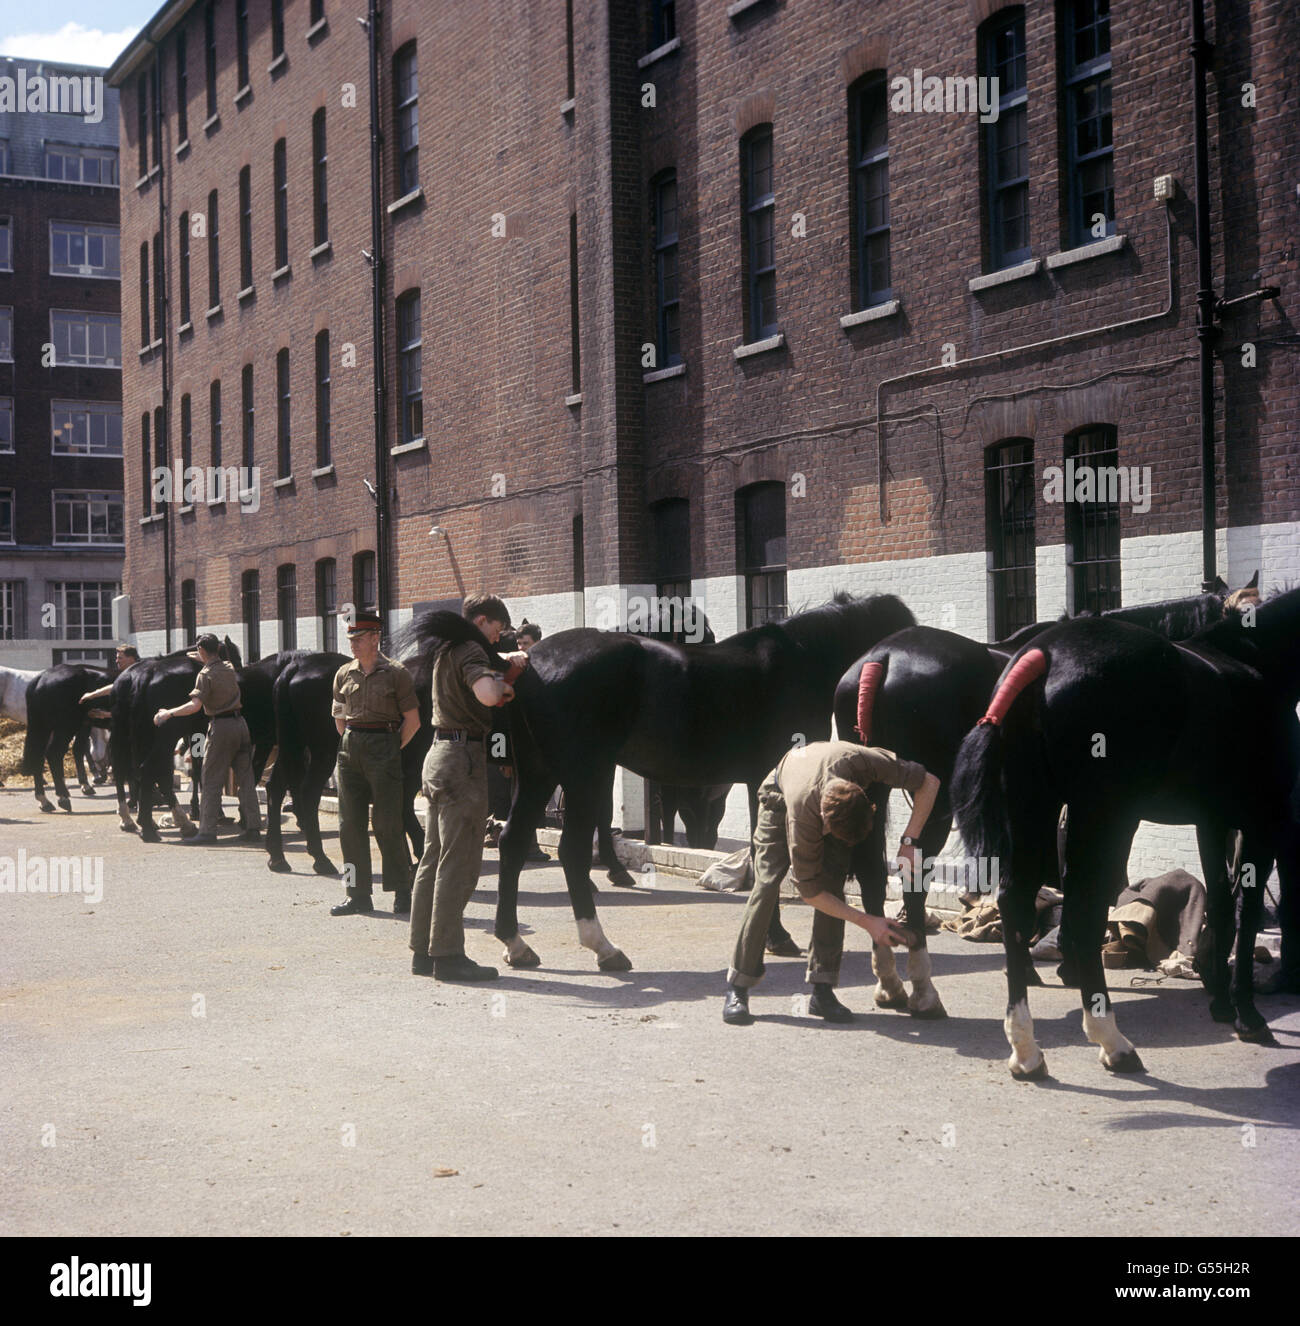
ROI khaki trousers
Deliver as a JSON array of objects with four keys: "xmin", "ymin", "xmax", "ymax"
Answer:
[
  {"xmin": 199, "ymin": 715, "xmax": 262, "ymax": 836},
  {"xmin": 335, "ymin": 729, "xmax": 409, "ymax": 897},
  {"xmin": 409, "ymin": 738, "xmax": 491, "ymax": 959}
]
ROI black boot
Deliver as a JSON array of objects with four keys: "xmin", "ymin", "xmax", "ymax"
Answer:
[
  {"xmin": 722, "ymin": 984, "xmax": 753, "ymax": 1025},
  {"xmin": 392, "ymin": 890, "xmax": 411, "ymax": 915},
  {"xmin": 808, "ymin": 984, "xmax": 855, "ymax": 1023},
  {"xmin": 434, "ymin": 954, "xmax": 499, "ymax": 981},
  {"xmin": 330, "ymin": 894, "xmax": 374, "ymax": 917},
  {"xmin": 411, "ymin": 952, "xmax": 435, "ymax": 977}
]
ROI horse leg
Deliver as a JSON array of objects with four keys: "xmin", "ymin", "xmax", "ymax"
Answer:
[
  {"xmin": 495, "ymin": 776, "xmax": 554, "ymax": 967},
  {"xmin": 854, "ymin": 813, "xmax": 906, "ymax": 1009},
  {"xmin": 1230, "ymin": 837, "xmax": 1274, "ymax": 1043},
  {"xmin": 302, "ymin": 745, "xmax": 340, "ymax": 876},
  {"xmin": 31, "ymin": 732, "xmax": 55, "ymax": 812},
  {"xmin": 137, "ymin": 754, "xmax": 162, "ymax": 843},
  {"xmin": 598, "ymin": 776, "xmax": 637, "ymax": 889},
  {"xmin": 902, "ymin": 806, "xmax": 949, "ymax": 1019},
  {"xmin": 265, "ymin": 756, "xmax": 291, "ymax": 873},
  {"xmin": 72, "ymin": 728, "xmax": 93, "ymax": 797},
  {"xmin": 48, "ymin": 729, "xmax": 75, "ymax": 811},
  {"xmin": 112, "ymin": 740, "xmax": 137, "ymax": 832},
  {"xmin": 1196, "ymin": 822, "xmax": 1236, "ymax": 1022},
  {"xmin": 561, "ymin": 778, "xmax": 631, "ymax": 971}
]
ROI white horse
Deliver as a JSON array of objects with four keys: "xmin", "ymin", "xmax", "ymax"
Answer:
[{"xmin": 0, "ymin": 666, "xmax": 41, "ymax": 724}]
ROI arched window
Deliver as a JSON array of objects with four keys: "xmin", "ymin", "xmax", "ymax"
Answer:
[
  {"xmin": 738, "ymin": 481, "xmax": 787, "ymax": 627},
  {"xmin": 740, "ymin": 125, "xmax": 776, "ymax": 340},
  {"xmin": 1065, "ymin": 424, "xmax": 1121, "ymax": 613},
  {"xmin": 316, "ymin": 558, "xmax": 337, "ymax": 652},
  {"xmin": 850, "ymin": 73, "xmax": 890, "ymax": 308},
  {"xmin": 981, "ymin": 8, "xmax": 1029, "ymax": 270},
  {"xmin": 985, "ymin": 439, "xmax": 1036, "ymax": 637},
  {"xmin": 651, "ymin": 170, "xmax": 681, "ymax": 367},
  {"xmin": 1062, "ymin": 0, "xmax": 1114, "ymax": 247}
]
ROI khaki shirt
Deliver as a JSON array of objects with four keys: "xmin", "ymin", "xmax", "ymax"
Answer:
[
  {"xmin": 431, "ymin": 640, "xmax": 497, "ymax": 736},
  {"xmin": 190, "ymin": 658, "xmax": 242, "ymax": 717},
  {"xmin": 332, "ymin": 654, "xmax": 418, "ymax": 724},
  {"xmin": 774, "ymin": 740, "xmax": 927, "ymax": 898}
]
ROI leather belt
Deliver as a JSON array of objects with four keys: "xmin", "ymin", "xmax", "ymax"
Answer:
[
  {"xmin": 434, "ymin": 728, "xmax": 483, "ymax": 743},
  {"xmin": 346, "ymin": 721, "xmax": 399, "ymax": 732},
  {"xmin": 210, "ymin": 710, "xmax": 242, "ymax": 719}
]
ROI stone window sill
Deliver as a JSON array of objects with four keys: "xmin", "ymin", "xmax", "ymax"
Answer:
[
  {"xmin": 234, "ymin": 85, "xmax": 252, "ymax": 108},
  {"xmin": 139, "ymin": 513, "xmax": 165, "ymax": 526},
  {"xmin": 1045, "ymin": 234, "xmax": 1127, "ymax": 270},
  {"xmin": 560, "ymin": 97, "xmax": 576, "ymax": 117},
  {"xmin": 311, "ymin": 463, "xmax": 335, "ymax": 477},
  {"xmin": 391, "ymin": 437, "xmax": 426, "ymax": 456},
  {"xmin": 268, "ymin": 53, "xmax": 288, "ymax": 76},
  {"xmin": 273, "ymin": 475, "xmax": 293, "ymax": 489},
  {"xmin": 174, "ymin": 138, "xmax": 190, "ymax": 158},
  {"xmin": 728, "ymin": 0, "xmax": 770, "ymax": 18},
  {"xmin": 840, "ymin": 299, "xmax": 900, "ymax": 329},
  {"xmin": 237, "ymin": 489, "xmax": 257, "ymax": 504},
  {"xmin": 272, "ymin": 263, "xmax": 291, "ymax": 283},
  {"xmin": 134, "ymin": 165, "xmax": 160, "ymax": 192},
  {"xmin": 968, "ymin": 258, "xmax": 1042, "ymax": 292},
  {"xmin": 237, "ymin": 284, "xmax": 255, "ymax": 304},
  {"xmin": 309, "ymin": 240, "xmax": 331, "ymax": 261},
  {"xmin": 178, "ymin": 320, "xmax": 194, "ymax": 338},
  {"xmin": 307, "ymin": 17, "xmax": 328, "ymax": 43},
  {"xmin": 733, "ymin": 332, "xmax": 785, "ymax": 360},
  {"xmin": 643, "ymin": 362, "xmax": 685, "ymax": 383},
  {"xmin": 564, "ymin": 392, "xmax": 583, "ymax": 407},
  {"xmin": 637, "ymin": 37, "xmax": 681, "ymax": 69},
  {"xmin": 203, "ymin": 112, "xmax": 221, "ymax": 134},
  {"xmin": 387, "ymin": 187, "xmax": 423, "ymax": 216},
  {"xmin": 179, "ymin": 504, "xmax": 194, "ymax": 515},
  {"xmin": 206, "ymin": 303, "xmax": 223, "ymax": 321},
  {"xmin": 208, "ymin": 496, "xmax": 227, "ymax": 509}
]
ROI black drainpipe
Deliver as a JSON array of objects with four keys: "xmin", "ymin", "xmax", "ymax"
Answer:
[
  {"xmin": 367, "ymin": 0, "xmax": 391, "ymax": 635},
  {"xmin": 1190, "ymin": 0, "xmax": 1219, "ymax": 591}
]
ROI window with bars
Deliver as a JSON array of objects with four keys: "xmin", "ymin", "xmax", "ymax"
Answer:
[
  {"xmin": 742, "ymin": 126, "xmax": 777, "ymax": 340},
  {"xmin": 653, "ymin": 498, "xmax": 691, "ymax": 620},
  {"xmin": 51, "ymin": 311, "xmax": 120, "ymax": 367},
  {"xmin": 738, "ymin": 482, "xmax": 787, "ymax": 628},
  {"xmin": 52, "ymin": 491, "xmax": 125, "ymax": 546},
  {"xmin": 242, "ymin": 569, "xmax": 261, "ymax": 661},
  {"xmin": 236, "ymin": 0, "xmax": 250, "ymax": 90},
  {"xmin": 851, "ymin": 74, "xmax": 891, "ymax": 308},
  {"xmin": 242, "ymin": 364, "xmax": 255, "ymax": 470},
  {"xmin": 316, "ymin": 558, "xmax": 337, "ymax": 652},
  {"xmin": 178, "ymin": 213, "xmax": 191, "ymax": 323},
  {"xmin": 0, "ymin": 490, "xmax": 13, "ymax": 543},
  {"xmin": 0, "ymin": 396, "xmax": 10, "ymax": 452},
  {"xmin": 652, "ymin": 171, "xmax": 680, "ymax": 367},
  {"xmin": 176, "ymin": 28, "xmax": 189, "ymax": 142},
  {"xmin": 0, "ymin": 307, "xmax": 10, "ymax": 361},
  {"xmin": 273, "ymin": 138, "xmax": 288, "ymax": 269},
  {"xmin": 180, "ymin": 393, "xmax": 193, "ymax": 472},
  {"xmin": 276, "ymin": 348, "xmax": 291, "ymax": 477},
  {"xmin": 1065, "ymin": 425, "xmax": 1121, "ymax": 613},
  {"xmin": 352, "ymin": 552, "xmax": 376, "ymax": 613},
  {"xmin": 394, "ymin": 44, "xmax": 418, "ymax": 196},
  {"xmin": 139, "ymin": 241, "xmax": 150, "ymax": 344},
  {"xmin": 209, "ymin": 379, "xmax": 222, "ymax": 466},
  {"xmin": 181, "ymin": 578, "xmax": 197, "ymax": 642},
  {"xmin": 986, "ymin": 439, "xmax": 1037, "ymax": 638},
  {"xmin": 140, "ymin": 413, "xmax": 151, "ymax": 515},
  {"xmin": 1063, "ymin": 0, "xmax": 1114, "ymax": 247},
  {"xmin": 51, "ymin": 401, "xmax": 123, "ymax": 456},
  {"xmin": 397, "ymin": 290, "xmax": 422, "ymax": 442},
  {"xmin": 152, "ymin": 231, "xmax": 164, "ymax": 341},
  {"xmin": 239, "ymin": 165, "xmax": 253, "ymax": 290},
  {"xmin": 312, "ymin": 109, "xmax": 328, "ymax": 245},
  {"xmin": 315, "ymin": 330, "xmax": 331, "ymax": 467},
  {"xmin": 0, "ymin": 218, "xmax": 10, "ymax": 272},
  {"xmin": 0, "ymin": 580, "xmax": 25, "ymax": 637},
  {"xmin": 204, "ymin": 2, "xmax": 218, "ymax": 119},
  {"xmin": 47, "ymin": 582, "xmax": 119, "ymax": 640},
  {"xmin": 207, "ymin": 188, "xmax": 220, "ymax": 307},
  {"xmin": 983, "ymin": 9, "xmax": 1030, "ymax": 269},
  {"xmin": 277, "ymin": 564, "xmax": 297, "ymax": 650}
]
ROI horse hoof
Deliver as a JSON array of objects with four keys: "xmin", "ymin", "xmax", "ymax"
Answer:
[
  {"xmin": 267, "ymin": 858, "xmax": 292, "ymax": 874},
  {"xmin": 1209, "ymin": 999, "xmax": 1236, "ymax": 1023},
  {"xmin": 597, "ymin": 950, "xmax": 633, "ymax": 972},
  {"xmin": 38, "ymin": 801, "xmax": 55, "ymax": 814},
  {"xmin": 766, "ymin": 938, "xmax": 803, "ymax": 958},
  {"xmin": 57, "ymin": 797, "xmax": 72, "ymax": 812},
  {"xmin": 1009, "ymin": 1056, "xmax": 1048, "ymax": 1081},
  {"xmin": 1025, "ymin": 965, "xmax": 1044, "ymax": 987},
  {"xmin": 1056, "ymin": 961, "xmax": 1080, "ymax": 988},
  {"xmin": 1104, "ymin": 1048, "xmax": 1146, "ymax": 1074},
  {"xmin": 313, "ymin": 858, "xmax": 340, "ymax": 878},
  {"xmin": 1235, "ymin": 1022, "xmax": 1275, "ymax": 1045},
  {"xmin": 607, "ymin": 868, "xmax": 638, "ymax": 889},
  {"xmin": 505, "ymin": 944, "xmax": 541, "ymax": 969},
  {"xmin": 81, "ymin": 785, "xmax": 96, "ymax": 797},
  {"xmin": 908, "ymin": 1001, "xmax": 948, "ymax": 1020},
  {"xmin": 874, "ymin": 989, "xmax": 908, "ymax": 1011},
  {"xmin": 140, "ymin": 829, "xmax": 161, "ymax": 844}
]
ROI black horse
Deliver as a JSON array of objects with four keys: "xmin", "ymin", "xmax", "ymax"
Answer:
[
  {"xmin": 397, "ymin": 593, "xmax": 916, "ymax": 972},
  {"xmin": 110, "ymin": 638, "xmax": 242, "ymax": 841},
  {"xmin": 20, "ymin": 664, "xmax": 112, "ymax": 812},
  {"xmin": 952, "ymin": 586, "xmax": 1300, "ymax": 1079},
  {"xmin": 830, "ymin": 585, "xmax": 1250, "ymax": 1017}
]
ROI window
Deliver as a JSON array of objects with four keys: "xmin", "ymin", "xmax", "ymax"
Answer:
[
  {"xmin": 154, "ymin": 407, "xmax": 166, "ymax": 515},
  {"xmin": 0, "ymin": 218, "xmax": 10, "ymax": 271},
  {"xmin": 242, "ymin": 364, "xmax": 255, "ymax": 469},
  {"xmin": 276, "ymin": 348, "xmax": 291, "ymax": 476},
  {"xmin": 1064, "ymin": 0, "xmax": 1114, "ymax": 246},
  {"xmin": 239, "ymin": 164, "xmax": 253, "ymax": 290},
  {"xmin": 573, "ymin": 513, "xmax": 585, "ymax": 593},
  {"xmin": 47, "ymin": 583, "xmax": 119, "ymax": 640},
  {"xmin": 271, "ymin": 0, "xmax": 285, "ymax": 60},
  {"xmin": 394, "ymin": 44, "xmax": 419, "ymax": 195},
  {"xmin": 141, "ymin": 414, "xmax": 151, "ymax": 515},
  {"xmin": 51, "ymin": 401, "xmax": 123, "ymax": 456},
  {"xmin": 312, "ymin": 108, "xmax": 328, "ymax": 245},
  {"xmin": 315, "ymin": 330, "xmax": 331, "ymax": 466},
  {"xmin": 277, "ymin": 564, "xmax": 297, "ymax": 650},
  {"xmin": 204, "ymin": 1, "xmax": 218, "ymax": 119},
  {"xmin": 241, "ymin": 569, "xmax": 261, "ymax": 661},
  {"xmin": 738, "ymin": 482, "xmax": 787, "ymax": 628},
  {"xmin": 50, "ymin": 221, "xmax": 120, "ymax": 278},
  {"xmin": 986, "ymin": 439, "xmax": 1036, "ymax": 637},
  {"xmin": 983, "ymin": 10, "xmax": 1029, "ymax": 269},
  {"xmin": 397, "ymin": 289, "xmax": 422, "ymax": 442},
  {"xmin": 316, "ymin": 558, "xmax": 337, "ymax": 652},
  {"xmin": 51, "ymin": 312, "xmax": 120, "ymax": 367},
  {"xmin": 150, "ymin": 64, "xmax": 161, "ymax": 170},
  {"xmin": 52, "ymin": 491, "xmax": 125, "ymax": 546},
  {"xmin": 273, "ymin": 138, "xmax": 288, "ymax": 269},
  {"xmin": 181, "ymin": 579, "xmax": 197, "ymax": 642},
  {"xmin": 0, "ymin": 580, "xmax": 25, "ymax": 638},
  {"xmin": 180, "ymin": 393, "xmax": 193, "ymax": 473},
  {"xmin": 1065, "ymin": 425, "xmax": 1121, "ymax": 613},
  {"xmin": 236, "ymin": 0, "xmax": 250, "ymax": 90},
  {"xmin": 207, "ymin": 188, "xmax": 220, "ymax": 306},
  {"xmin": 152, "ymin": 231, "xmax": 165, "ymax": 341},
  {"xmin": 352, "ymin": 552, "xmax": 376, "ymax": 612},
  {"xmin": 209, "ymin": 380, "xmax": 222, "ymax": 466},
  {"xmin": 851, "ymin": 74, "xmax": 891, "ymax": 308},
  {"xmin": 178, "ymin": 213, "xmax": 191, "ymax": 323},
  {"xmin": 0, "ymin": 397, "xmax": 11, "ymax": 453},
  {"xmin": 0, "ymin": 307, "xmax": 10, "ymax": 361},
  {"xmin": 139, "ymin": 241, "xmax": 151, "ymax": 344},
  {"xmin": 0, "ymin": 140, "xmax": 8, "ymax": 174},
  {"xmin": 569, "ymin": 214, "xmax": 581, "ymax": 391},
  {"xmin": 136, "ymin": 73, "xmax": 149, "ymax": 176},
  {"xmin": 565, "ymin": 0, "xmax": 575, "ymax": 99},
  {"xmin": 44, "ymin": 145, "xmax": 118, "ymax": 184},
  {"xmin": 176, "ymin": 28, "xmax": 189, "ymax": 142},
  {"xmin": 652, "ymin": 0, "xmax": 676, "ymax": 47},
  {"xmin": 311, "ymin": 0, "xmax": 325, "ymax": 25},
  {"xmin": 742, "ymin": 125, "xmax": 777, "ymax": 339},
  {"xmin": 653, "ymin": 498, "xmax": 691, "ymax": 603},
  {"xmin": 652, "ymin": 171, "xmax": 680, "ymax": 367},
  {"xmin": 0, "ymin": 491, "xmax": 12, "ymax": 543}
]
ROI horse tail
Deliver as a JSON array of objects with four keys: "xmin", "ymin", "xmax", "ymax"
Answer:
[
  {"xmin": 952, "ymin": 648, "xmax": 1049, "ymax": 869},
  {"xmin": 20, "ymin": 701, "xmax": 46, "ymax": 775},
  {"xmin": 855, "ymin": 659, "xmax": 886, "ymax": 744},
  {"xmin": 274, "ymin": 664, "xmax": 308, "ymax": 788}
]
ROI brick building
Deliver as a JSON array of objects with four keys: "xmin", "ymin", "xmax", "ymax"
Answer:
[
  {"xmin": 108, "ymin": 0, "xmax": 1298, "ymax": 858},
  {"xmin": 0, "ymin": 57, "xmax": 123, "ymax": 669}
]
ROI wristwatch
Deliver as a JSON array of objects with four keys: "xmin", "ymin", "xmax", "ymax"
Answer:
[{"xmin": 899, "ymin": 835, "xmax": 918, "ymax": 847}]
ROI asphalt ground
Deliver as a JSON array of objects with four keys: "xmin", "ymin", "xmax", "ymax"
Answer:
[{"xmin": 2, "ymin": 785, "xmax": 1298, "ymax": 1239}]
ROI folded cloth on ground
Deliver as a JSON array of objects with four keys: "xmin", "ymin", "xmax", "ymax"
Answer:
[{"xmin": 697, "ymin": 847, "xmax": 753, "ymax": 893}]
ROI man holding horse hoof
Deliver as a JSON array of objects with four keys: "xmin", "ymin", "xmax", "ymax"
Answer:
[
  {"xmin": 330, "ymin": 611, "xmax": 422, "ymax": 917},
  {"xmin": 722, "ymin": 740, "xmax": 940, "ymax": 1025},
  {"xmin": 409, "ymin": 593, "xmax": 529, "ymax": 982}
]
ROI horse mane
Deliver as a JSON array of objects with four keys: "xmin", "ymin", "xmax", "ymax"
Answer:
[
  {"xmin": 744, "ymin": 592, "xmax": 915, "ymax": 655},
  {"xmin": 1102, "ymin": 593, "xmax": 1223, "ymax": 640},
  {"xmin": 395, "ymin": 610, "xmax": 509, "ymax": 670}
]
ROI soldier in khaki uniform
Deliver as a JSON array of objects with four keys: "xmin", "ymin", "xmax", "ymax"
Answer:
[
  {"xmin": 152, "ymin": 633, "xmax": 261, "ymax": 843},
  {"xmin": 410, "ymin": 593, "xmax": 528, "ymax": 981},
  {"xmin": 723, "ymin": 740, "xmax": 941, "ymax": 1025},
  {"xmin": 330, "ymin": 610, "xmax": 421, "ymax": 916}
]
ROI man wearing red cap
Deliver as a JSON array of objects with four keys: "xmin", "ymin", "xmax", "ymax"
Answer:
[{"xmin": 330, "ymin": 609, "xmax": 421, "ymax": 916}]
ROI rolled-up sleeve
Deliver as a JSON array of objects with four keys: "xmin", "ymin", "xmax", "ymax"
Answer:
[
  {"xmin": 854, "ymin": 749, "xmax": 928, "ymax": 794},
  {"xmin": 457, "ymin": 643, "xmax": 495, "ymax": 691},
  {"xmin": 331, "ymin": 667, "xmax": 347, "ymax": 719},
  {"xmin": 190, "ymin": 671, "xmax": 211, "ymax": 708},
  {"xmin": 788, "ymin": 805, "xmax": 833, "ymax": 898}
]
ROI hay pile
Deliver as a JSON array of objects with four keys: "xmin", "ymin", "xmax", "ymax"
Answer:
[{"xmin": 0, "ymin": 716, "xmax": 79, "ymax": 787}]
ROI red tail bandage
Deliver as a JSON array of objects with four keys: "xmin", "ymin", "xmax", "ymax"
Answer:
[
  {"xmin": 503, "ymin": 661, "xmax": 526, "ymax": 685},
  {"xmin": 856, "ymin": 660, "xmax": 885, "ymax": 743},
  {"xmin": 978, "ymin": 647, "xmax": 1048, "ymax": 727}
]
